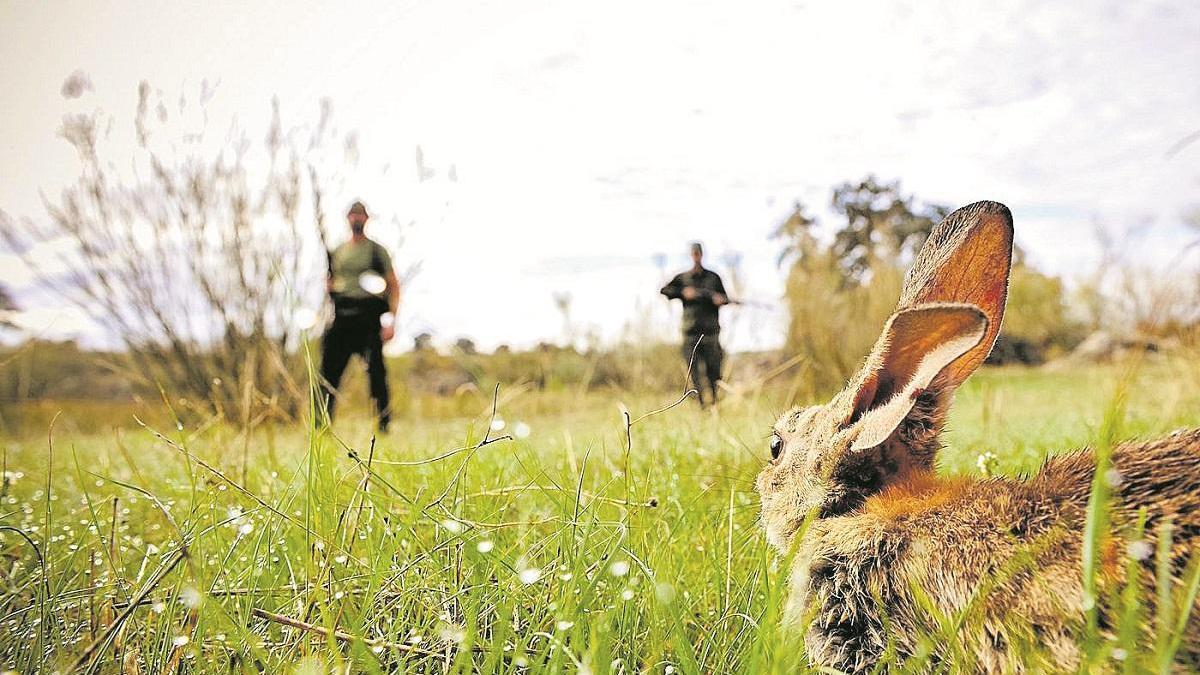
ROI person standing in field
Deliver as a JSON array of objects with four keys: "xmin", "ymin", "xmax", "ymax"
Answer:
[
  {"xmin": 660, "ymin": 241, "xmax": 729, "ymax": 407},
  {"xmin": 319, "ymin": 201, "xmax": 401, "ymax": 431}
]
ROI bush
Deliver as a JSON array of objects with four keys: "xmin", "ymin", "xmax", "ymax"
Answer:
[
  {"xmin": 989, "ymin": 265, "xmax": 1086, "ymax": 364},
  {"xmin": 781, "ymin": 252, "xmax": 902, "ymax": 397}
]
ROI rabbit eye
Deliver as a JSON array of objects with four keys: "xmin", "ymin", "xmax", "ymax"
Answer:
[{"xmin": 769, "ymin": 434, "xmax": 784, "ymax": 460}]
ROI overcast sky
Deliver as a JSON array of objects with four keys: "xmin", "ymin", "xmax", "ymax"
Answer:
[{"xmin": 2, "ymin": 0, "xmax": 1198, "ymax": 352}]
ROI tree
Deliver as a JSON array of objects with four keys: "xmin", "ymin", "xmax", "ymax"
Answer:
[
  {"xmin": 0, "ymin": 77, "xmax": 357, "ymax": 421},
  {"xmin": 829, "ymin": 176, "xmax": 949, "ymax": 283},
  {"xmin": 773, "ymin": 201, "xmax": 818, "ymax": 265},
  {"xmin": 413, "ymin": 333, "xmax": 435, "ymax": 352},
  {"xmin": 776, "ymin": 179, "xmax": 1083, "ymax": 380},
  {"xmin": 454, "ymin": 337, "xmax": 478, "ymax": 355},
  {"xmin": 773, "ymin": 180, "xmax": 954, "ymax": 393}
]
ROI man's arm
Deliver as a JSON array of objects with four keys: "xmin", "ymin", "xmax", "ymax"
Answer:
[
  {"xmin": 373, "ymin": 243, "xmax": 401, "ymax": 342},
  {"xmin": 711, "ymin": 272, "xmax": 729, "ymax": 306},
  {"xmin": 660, "ymin": 273, "xmax": 685, "ymax": 300},
  {"xmin": 386, "ymin": 271, "xmax": 401, "ymax": 315},
  {"xmin": 325, "ymin": 244, "xmax": 337, "ymax": 294},
  {"xmin": 381, "ymin": 270, "xmax": 401, "ymax": 342}
]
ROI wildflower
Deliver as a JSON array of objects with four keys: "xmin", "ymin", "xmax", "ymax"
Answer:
[
  {"xmin": 476, "ymin": 540, "xmax": 494, "ymax": 553},
  {"xmin": 490, "ymin": 418, "xmax": 507, "ymax": 432},
  {"xmin": 655, "ymin": 582, "xmax": 676, "ymax": 604},
  {"xmin": 975, "ymin": 451, "xmax": 998, "ymax": 477},
  {"xmin": 180, "ymin": 586, "xmax": 203, "ymax": 608},
  {"xmin": 437, "ymin": 623, "xmax": 466, "ymax": 643},
  {"xmin": 556, "ymin": 620, "xmax": 574, "ymax": 630},
  {"xmin": 609, "ymin": 560, "xmax": 630, "ymax": 577},
  {"xmin": 518, "ymin": 567, "xmax": 543, "ymax": 584},
  {"xmin": 513, "ymin": 422, "xmax": 531, "ymax": 439},
  {"xmin": 172, "ymin": 635, "xmax": 189, "ymax": 647},
  {"xmin": 441, "ymin": 519, "xmax": 463, "ymax": 534},
  {"xmin": 621, "ymin": 589, "xmax": 634, "ymax": 601},
  {"xmin": 238, "ymin": 522, "xmax": 254, "ymax": 537},
  {"xmin": 1104, "ymin": 468, "xmax": 1123, "ymax": 488}
]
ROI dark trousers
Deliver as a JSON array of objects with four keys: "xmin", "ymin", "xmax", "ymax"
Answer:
[
  {"xmin": 682, "ymin": 332, "xmax": 723, "ymax": 405},
  {"xmin": 319, "ymin": 313, "xmax": 391, "ymax": 429}
]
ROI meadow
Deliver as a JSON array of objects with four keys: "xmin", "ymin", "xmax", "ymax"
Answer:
[{"xmin": 2, "ymin": 356, "xmax": 1200, "ymax": 673}]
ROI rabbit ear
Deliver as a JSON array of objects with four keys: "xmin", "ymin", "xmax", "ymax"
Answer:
[
  {"xmin": 841, "ymin": 304, "xmax": 988, "ymax": 452},
  {"xmin": 897, "ymin": 201, "xmax": 1013, "ymax": 387}
]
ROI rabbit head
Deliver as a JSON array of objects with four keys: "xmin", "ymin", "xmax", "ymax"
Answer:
[{"xmin": 757, "ymin": 201, "xmax": 1014, "ymax": 552}]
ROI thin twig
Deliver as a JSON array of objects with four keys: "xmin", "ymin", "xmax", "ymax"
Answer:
[
  {"xmin": 250, "ymin": 607, "xmax": 442, "ymax": 656},
  {"xmin": 367, "ymin": 435, "xmax": 511, "ymax": 467},
  {"xmin": 629, "ymin": 389, "xmax": 699, "ymax": 427},
  {"xmin": 451, "ymin": 515, "xmax": 559, "ymax": 529},
  {"xmin": 465, "ymin": 485, "xmax": 658, "ymax": 508},
  {"xmin": 426, "ymin": 383, "xmax": 509, "ymax": 508}
]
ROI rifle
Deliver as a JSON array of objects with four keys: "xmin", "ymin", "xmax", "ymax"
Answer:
[
  {"xmin": 683, "ymin": 287, "xmax": 775, "ymax": 310},
  {"xmin": 309, "ymin": 165, "xmax": 334, "ymax": 280},
  {"xmin": 725, "ymin": 297, "xmax": 776, "ymax": 310}
]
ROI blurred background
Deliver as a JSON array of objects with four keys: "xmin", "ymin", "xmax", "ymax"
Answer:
[{"xmin": 1, "ymin": 0, "xmax": 1198, "ymax": 434}]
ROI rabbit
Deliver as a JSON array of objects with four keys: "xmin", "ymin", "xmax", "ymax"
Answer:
[{"xmin": 755, "ymin": 200, "xmax": 1200, "ymax": 672}]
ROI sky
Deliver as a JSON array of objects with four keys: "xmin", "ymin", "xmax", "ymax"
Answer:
[{"xmin": 1, "ymin": 0, "xmax": 1198, "ymax": 353}]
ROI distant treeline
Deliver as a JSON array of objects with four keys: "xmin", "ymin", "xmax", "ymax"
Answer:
[{"xmin": 0, "ymin": 338, "xmax": 792, "ymax": 435}]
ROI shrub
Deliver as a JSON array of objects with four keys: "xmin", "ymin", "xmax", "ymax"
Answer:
[
  {"xmin": 989, "ymin": 264, "xmax": 1087, "ymax": 364},
  {"xmin": 781, "ymin": 251, "xmax": 902, "ymax": 397}
]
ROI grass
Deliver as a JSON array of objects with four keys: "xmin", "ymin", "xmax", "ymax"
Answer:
[{"xmin": 2, "ymin": 357, "xmax": 1199, "ymax": 673}]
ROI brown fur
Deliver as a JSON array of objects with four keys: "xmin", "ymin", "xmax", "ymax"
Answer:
[{"xmin": 755, "ymin": 200, "xmax": 1200, "ymax": 672}]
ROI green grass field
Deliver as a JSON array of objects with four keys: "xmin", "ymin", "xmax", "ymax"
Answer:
[{"xmin": 2, "ymin": 357, "xmax": 1199, "ymax": 673}]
